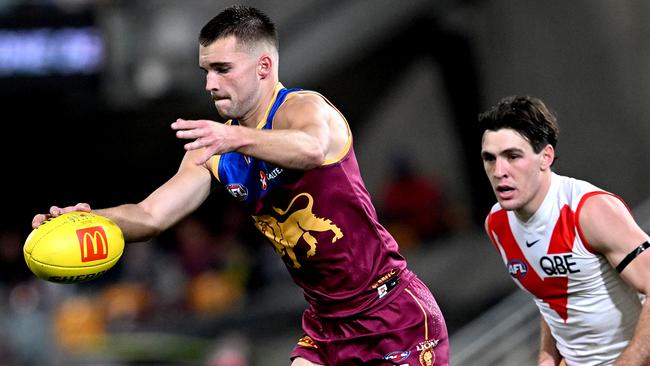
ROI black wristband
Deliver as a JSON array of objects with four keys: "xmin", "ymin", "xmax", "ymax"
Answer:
[{"xmin": 616, "ymin": 241, "xmax": 650, "ymax": 273}]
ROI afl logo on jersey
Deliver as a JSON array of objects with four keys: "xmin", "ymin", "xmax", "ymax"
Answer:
[
  {"xmin": 384, "ymin": 350, "xmax": 410, "ymax": 362},
  {"xmin": 507, "ymin": 259, "xmax": 528, "ymax": 279},
  {"xmin": 226, "ymin": 183, "xmax": 248, "ymax": 201}
]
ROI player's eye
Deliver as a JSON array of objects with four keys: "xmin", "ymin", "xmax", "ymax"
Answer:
[{"xmin": 482, "ymin": 154, "xmax": 495, "ymax": 162}]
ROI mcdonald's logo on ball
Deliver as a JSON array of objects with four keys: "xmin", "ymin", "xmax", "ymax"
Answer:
[
  {"xmin": 76, "ymin": 226, "xmax": 109, "ymax": 262},
  {"xmin": 23, "ymin": 212, "xmax": 125, "ymax": 283}
]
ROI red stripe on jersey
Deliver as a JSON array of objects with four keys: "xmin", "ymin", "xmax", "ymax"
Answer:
[
  {"xmin": 488, "ymin": 207, "xmax": 577, "ymax": 322},
  {"xmin": 548, "ymin": 205, "xmax": 576, "ymax": 254}
]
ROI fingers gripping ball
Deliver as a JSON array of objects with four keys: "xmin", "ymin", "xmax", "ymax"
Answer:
[{"xmin": 24, "ymin": 212, "xmax": 125, "ymax": 283}]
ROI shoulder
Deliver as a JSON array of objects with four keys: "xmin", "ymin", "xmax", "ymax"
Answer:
[
  {"xmin": 579, "ymin": 193, "xmax": 630, "ymax": 224},
  {"xmin": 281, "ymin": 92, "xmax": 332, "ymax": 115},
  {"xmin": 485, "ymin": 203, "xmax": 505, "ymax": 233},
  {"xmin": 577, "ymin": 192, "xmax": 637, "ymax": 252},
  {"xmin": 275, "ymin": 91, "xmax": 338, "ymax": 128}
]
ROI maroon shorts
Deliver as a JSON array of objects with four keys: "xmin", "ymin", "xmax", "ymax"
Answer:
[{"xmin": 291, "ymin": 276, "xmax": 449, "ymax": 365}]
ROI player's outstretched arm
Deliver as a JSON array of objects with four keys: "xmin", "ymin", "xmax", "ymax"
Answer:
[
  {"xmin": 172, "ymin": 93, "xmax": 349, "ymax": 170},
  {"xmin": 579, "ymin": 194, "xmax": 650, "ymax": 365},
  {"xmin": 32, "ymin": 149, "xmax": 213, "ymax": 243}
]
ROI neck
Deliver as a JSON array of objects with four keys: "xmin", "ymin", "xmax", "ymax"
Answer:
[{"xmin": 238, "ymin": 79, "xmax": 279, "ymax": 128}]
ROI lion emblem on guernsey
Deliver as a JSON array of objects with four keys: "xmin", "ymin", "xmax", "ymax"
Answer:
[{"xmin": 252, "ymin": 193, "xmax": 344, "ymax": 269}]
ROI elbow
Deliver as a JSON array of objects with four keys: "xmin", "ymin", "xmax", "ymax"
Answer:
[
  {"xmin": 300, "ymin": 146, "xmax": 326, "ymax": 170},
  {"xmin": 143, "ymin": 225, "xmax": 164, "ymax": 240},
  {"xmin": 123, "ymin": 224, "xmax": 162, "ymax": 243}
]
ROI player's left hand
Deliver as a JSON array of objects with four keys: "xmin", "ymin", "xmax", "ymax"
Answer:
[{"xmin": 171, "ymin": 118, "xmax": 235, "ymax": 165}]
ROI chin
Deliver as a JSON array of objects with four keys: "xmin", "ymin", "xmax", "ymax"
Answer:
[
  {"xmin": 217, "ymin": 106, "xmax": 243, "ymax": 121},
  {"xmin": 497, "ymin": 199, "xmax": 520, "ymax": 211},
  {"xmin": 216, "ymin": 110, "xmax": 228, "ymax": 120},
  {"xmin": 215, "ymin": 107, "xmax": 233, "ymax": 120}
]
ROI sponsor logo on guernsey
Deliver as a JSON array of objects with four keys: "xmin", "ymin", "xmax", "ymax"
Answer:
[
  {"xmin": 416, "ymin": 339, "xmax": 439, "ymax": 351},
  {"xmin": 372, "ymin": 269, "xmax": 397, "ymax": 289},
  {"xmin": 507, "ymin": 259, "xmax": 528, "ymax": 279},
  {"xmin": 384, "ymin": 350, "xmax": 410, "ymax": 362},
  {"xmin": 76, "ymin": 226, "xmax": 108, "ymax": 262},
  {"xmin": 226, "ymin": 183, "xmax": 248, "ymax": 201},
  {"xmin": 259, "ymin": 167, "xmax": 283, "ymax": 190},
  {"xmin": 267, "ymin": 167, "xmax": 283, "ymax": 179},
  {"xmin": 539, "ymin": 254, "xmax": 580, "ymax": 276},
  {"xmin": 377, "ymin": 284, "xmax": 388, "ymax": 298},
  {"xmin": 260, "ymin": 171, "xmax": 268, "ymax": 190}
]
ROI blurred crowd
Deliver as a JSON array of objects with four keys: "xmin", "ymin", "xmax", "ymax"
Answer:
[{"xmin": 378, "ymin": 153, "xmax": 469, "ymax": 249}]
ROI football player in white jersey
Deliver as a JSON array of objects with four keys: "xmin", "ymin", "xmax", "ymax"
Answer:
[{"xmin": 479, "ymin": 95, "xmax": 650, "ymax": 366}]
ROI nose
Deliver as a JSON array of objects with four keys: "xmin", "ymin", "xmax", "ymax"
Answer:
[
  {"xmin": 493, "ymin": 157, "xmax": 508, "ymax": 178},
  {"xmin": 205, "ymin": 71, "xmax": 219, "ymax": 92}
]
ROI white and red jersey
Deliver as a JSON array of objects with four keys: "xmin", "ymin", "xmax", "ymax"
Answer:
[{"xmin": 486, "ymin": 173, "xmax": 642, "ymax": 366}]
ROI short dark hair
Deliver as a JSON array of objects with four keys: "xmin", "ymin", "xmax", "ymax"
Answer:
[
  {"xmin": 199, "ymin": 5, "xmax": 278, "ymax": 50},
  {"xmin": 478, "ymin": 95, "xmax": 559, "ymax": 154}
]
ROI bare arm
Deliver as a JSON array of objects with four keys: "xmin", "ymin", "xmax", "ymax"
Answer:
[
  {"xmin": 579, "ymin": 194, "xmax": 650, "ymax": 365},
  {"xmin": 33, "ymin": 149, "xmax": 213, "ymax": 243},
  {"xmin": 172, "ymin": 93, "xmax": 349, "ymax": 169},
  {"xmin": 617, "ymin": 302, "xmax": 650, "ymax": 366},
  {"xmin": 538, "ymin": 316, "xmax": 562, "ymax": 366}
]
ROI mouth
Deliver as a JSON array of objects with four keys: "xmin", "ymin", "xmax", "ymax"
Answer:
[
  {"xmin": 210, "ymin": 92, "xmax": 229, "ymax": 101},
  {"xmin": 495, "ymin": 184, "xmax": 515, "ymax": 200}
]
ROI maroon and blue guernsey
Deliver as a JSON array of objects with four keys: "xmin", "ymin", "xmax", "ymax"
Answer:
[{"xmin": 210, "ymin": 83, "xmax": 413, "ymax": 317}]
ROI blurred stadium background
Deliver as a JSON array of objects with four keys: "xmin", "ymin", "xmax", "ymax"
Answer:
[{"xmin": 0, "ymin": 0, "xmax": 648, "ymax": 365}]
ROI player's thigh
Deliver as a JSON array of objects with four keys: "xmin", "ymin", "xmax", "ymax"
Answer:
[{"xmin": 291, "ymin": 357, "xmax": 324, "ymax": 366}]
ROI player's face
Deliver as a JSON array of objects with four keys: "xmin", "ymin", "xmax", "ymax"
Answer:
[
  {"xmin": 481, "ymin": 128, "xmax": 553, "ymax": 220},
  {"xmin": 199, "ymin": 36, "xmax": 262, "ymax": 120}
]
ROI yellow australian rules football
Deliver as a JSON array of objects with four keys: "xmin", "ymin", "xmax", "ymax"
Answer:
[{"xmin": 24, "ymin": 211, "xmax": 125, "ymax": 283}]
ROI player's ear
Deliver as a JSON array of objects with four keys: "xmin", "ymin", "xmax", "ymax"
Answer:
[
  {"xmin": 258, "ymin": 54, "xmax": 272, "ymax": 79},
  {"xmin": 540, "ymin": 144, "xmax": 555, "ymax": 170}
]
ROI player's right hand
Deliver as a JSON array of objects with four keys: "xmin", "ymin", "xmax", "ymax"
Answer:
[
  {"xmin": 172, "ymin": 118, "xmax": 234, "ymax": 165},
  {"xmin": 32, "ymin": 203, "xmax": 92, "ymax": 229}
]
